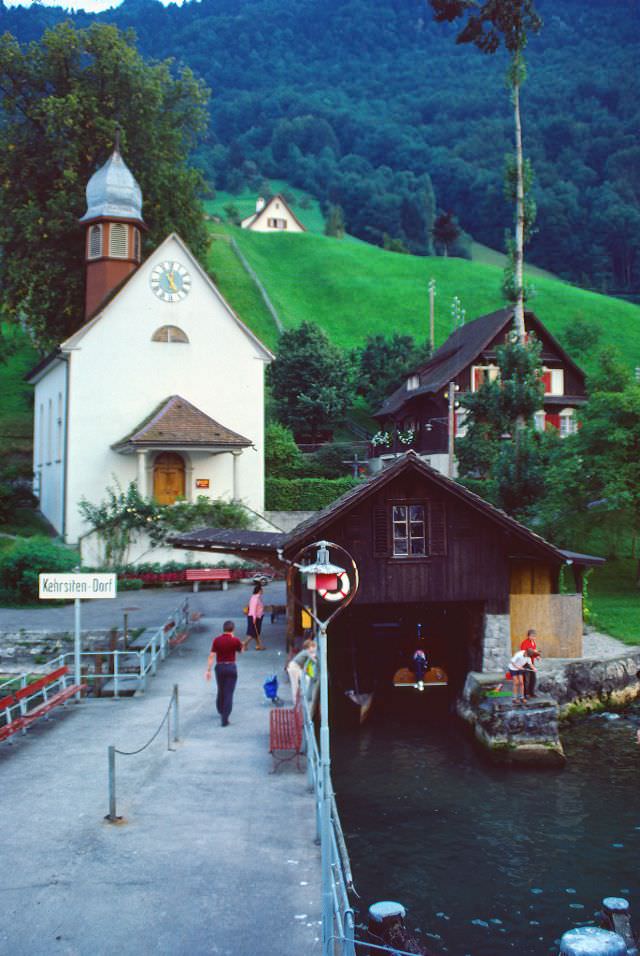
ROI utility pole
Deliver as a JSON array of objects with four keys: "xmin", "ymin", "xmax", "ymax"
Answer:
[
  {"xmin": 428, "ymin": 277, "xmax": 436, "ymax": 351},
  {"xmin": 447, "ymin": 381, "xmax": 457, "ymax": 479}
]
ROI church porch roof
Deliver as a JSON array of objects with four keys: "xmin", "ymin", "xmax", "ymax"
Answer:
[{"xmin": 112, "ymin": 395, "xmax": 252, "ymax": 453}]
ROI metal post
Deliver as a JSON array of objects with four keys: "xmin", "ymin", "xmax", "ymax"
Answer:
[
  {"xmin": 173, "ymin": 684, "xmax": 179, "ymax": 742},
  {"xmin": 114, "ymin": 650, "xmax": 119, "ymax": 699},
  {"xmin": 318, "ymin": 621, "xmax": 333, "ymax": 956},
  {"xmin": 559, "ymin": 927, "xmax": 626, "ymax": 955},
  {"xmin": 151, "ymin": 631, "xmax": 158, "ymax": 676},
  {"xmin": 74, "ymin": 597, "xmax": 82, "ymax": 701},
  {"xmin": 428, "ymin": 277, "xmax": 435, "ymax": 350},
  {"xmin": 107, "ymin": 745, "xmax": 117, "ymax": 820},
  {"xmin": 447, "ymin": 381, "xmax": 456, "ymax": 478},
  {"xmin": 123, "ymin": 611, "xmax": 129, "ymax": 650}
]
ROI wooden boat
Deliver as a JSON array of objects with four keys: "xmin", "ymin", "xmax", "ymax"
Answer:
[{"xmin": 393, "ymin": 665, "xmax": 448, "ymax": 690}]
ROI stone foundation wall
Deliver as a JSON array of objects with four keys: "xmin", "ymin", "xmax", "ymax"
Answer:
[
  {"xmin": 481, "ymin": 614, "xmax": 511, "ymax": 672},
  {"xmin": 0, "ymin": 629, "xmax": 125, "ymax": 671},
  {"xmin": 537, "ymin": 649, "xmax": 640, "ymax": 713}
]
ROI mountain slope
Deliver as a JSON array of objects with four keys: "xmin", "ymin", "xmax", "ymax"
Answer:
[
  {"xmin": 208, "ymin": 225, "xmax": 640, "ymax": 374},
  {"xmin": 1, "ymin": 0, "xmax": 639, "ymax": 292}
]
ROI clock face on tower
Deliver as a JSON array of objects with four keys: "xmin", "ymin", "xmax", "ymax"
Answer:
[{"xmin": 150, "ymin": 261, "xmax": 192, "ymax": 302}]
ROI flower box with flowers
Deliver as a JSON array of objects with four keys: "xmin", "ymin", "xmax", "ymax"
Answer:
[
  {"xmin": 397, "ymin": 428, "xmax": 415, "ymax": 446},
  {"xmin": 371, "ymin": 430, "xmax": 392, "ymax": 448}
]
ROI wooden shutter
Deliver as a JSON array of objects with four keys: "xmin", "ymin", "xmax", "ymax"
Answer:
[
  {"xmin": 429, "ymin": 500, "xmax": 447, "ymax": 555},
  {"xmin": 372, "ymin": 507, "xmax": 389, "ymax": 556}
]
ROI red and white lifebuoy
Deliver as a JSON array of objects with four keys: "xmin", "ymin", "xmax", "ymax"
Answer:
[{"xmin": 318, "ymin": 571, "xmax": 351, "ymax": 602}]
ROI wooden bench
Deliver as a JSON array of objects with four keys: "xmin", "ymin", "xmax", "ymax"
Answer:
[
  {"xmin": 0, "ymin": 666, "xmax": 87, "ymax": 743},
  {"xmin": 269, "ymin": 696, "xmax": 304, "ymax": 771},
  {"xmin": 169, "ymin": 630, "xmax": 189, "ymax": 649},
  {"xmin": 184, "ymin": 568, "xmax": 232, "ymax": 592}
]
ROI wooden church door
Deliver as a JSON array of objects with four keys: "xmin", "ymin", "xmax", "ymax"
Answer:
[{"xmin": 153, "ymin": 452, "xmax": 186, "ymax": 504}]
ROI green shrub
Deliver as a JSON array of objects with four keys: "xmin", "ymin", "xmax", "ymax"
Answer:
[
  {"xmin": 0, "ymin": 536, "xmax": 79, "ymax": 604},
  {"xmin": 118, "ymin": 578, "xmax": 144, "ymax": 590},
  {"xmin": 265, "ymin": 422, "xmax": 306, "ymax": 477},
  {"xmin": 265, "ymin": 476, "xmax": 360, "ymax": 510},
  {"xmin": 304, "ymin": 442, "xmax": 358, "ymax": 479}
]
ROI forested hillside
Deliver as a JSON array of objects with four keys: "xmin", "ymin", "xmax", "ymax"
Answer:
[{"xmin": 1, "ymin": 0, "xmax": 638, "ymax": 293}]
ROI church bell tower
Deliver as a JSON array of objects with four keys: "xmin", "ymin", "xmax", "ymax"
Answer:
[{"xmin": 80, "ymin": 138, "xmax": 146, "ymax": 321}]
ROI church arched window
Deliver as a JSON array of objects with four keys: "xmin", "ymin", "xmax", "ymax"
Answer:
[
  {"xmin": 109, "ymin": 222, "xmax": 128, "ymax": 258},
  {"xmin": 88, "ymin": 224, "xmax": 103, "ymax": 259},
  {"xmin": 151, "ymin": 325, "xmax": 190, "ymax": 344}
]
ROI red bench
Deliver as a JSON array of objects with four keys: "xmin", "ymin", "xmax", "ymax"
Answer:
[
  {"xmin": 269, "ymin": 696, "xmax": 304, "ymax": 771},
  {"xmin": 0, "ymin": 666, "xmax": 87, "ymax": 743},
  {"xmin": 169, "ymin": 630, "xmax": 189, "ymax": 648},
  {"xmin": 184, "ymin": 568, "xmax": 232, "ymax": 592}
]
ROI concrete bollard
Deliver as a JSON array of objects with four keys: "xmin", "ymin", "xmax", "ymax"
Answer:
[
  {"xmin": 559, "ymin": 926, "xmax": 627, "ymax": 956},
  {"xmin": 367, "ymin": 901, "xmax": 436, "ymax": 956},
  {"xmin": 598, "ymin": 897, "xmax": 639, "ymax": 956}
]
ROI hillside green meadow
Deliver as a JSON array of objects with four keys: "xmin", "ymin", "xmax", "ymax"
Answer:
[{"xmin": 208, "ymin": 225, "xmax": 640, "ymax": 376}]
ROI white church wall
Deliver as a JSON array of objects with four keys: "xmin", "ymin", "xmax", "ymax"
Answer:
[
  {"xmin": 33, "ymin": 359, "xmax": 67, "ymax": 534},
  {"xmin": 63, "ymin": 236, "xmax": 267, "ymax": 546}
]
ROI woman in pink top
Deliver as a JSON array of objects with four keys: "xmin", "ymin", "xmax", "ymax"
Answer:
[{"xmin": 244, "ymin": 583, "xmax": 265, "ymax": 650}]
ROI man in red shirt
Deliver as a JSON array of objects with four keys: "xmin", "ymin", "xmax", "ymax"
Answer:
[
  {"xmin": 205, "ymin": 620, "xmax": 244, "ymax": 726},
  {"xmin": 520, "ymin": 628, "xmax": 541, "ymax": 698}
]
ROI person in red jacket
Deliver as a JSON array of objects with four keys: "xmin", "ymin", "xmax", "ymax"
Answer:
[
  {"xmin": 205, "ymin": 620, "xmax": 244, "ymax": 726},
  {"xmin": 520, "ymin": 628, "xmax": 541, "ymax": 698}
]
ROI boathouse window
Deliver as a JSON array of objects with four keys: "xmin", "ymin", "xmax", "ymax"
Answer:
[{"xmin": 392, "ymin": 504, "xmax": 426, "ymax": 557}]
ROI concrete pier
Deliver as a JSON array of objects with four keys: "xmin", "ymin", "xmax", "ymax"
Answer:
[{"xmin": 0, "ymin": 592, "xmax": 321, "ymax": 955}]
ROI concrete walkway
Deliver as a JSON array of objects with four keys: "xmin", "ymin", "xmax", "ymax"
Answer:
[{"xmin": 0, "ymin": 602, "xmax": 321, "ymax": 956}]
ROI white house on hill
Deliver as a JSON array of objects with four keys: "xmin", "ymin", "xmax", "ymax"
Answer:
[
  {"xmin": 241, "ymin": 194, "xmax": 306, "ymax": 233},
  {"xmin": 28, "ymin": 147, "xmax": 273, "ymax": 563}
]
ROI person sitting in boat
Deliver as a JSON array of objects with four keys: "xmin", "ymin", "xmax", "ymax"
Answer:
[{"xmin": 412, "ymin": 647, "xmax": 429, "ymax": 690}]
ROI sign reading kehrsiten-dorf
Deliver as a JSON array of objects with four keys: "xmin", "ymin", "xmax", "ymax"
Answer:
[{"xmin": 39, "ymin": 573, "xmax": 117, "ymax": 599}]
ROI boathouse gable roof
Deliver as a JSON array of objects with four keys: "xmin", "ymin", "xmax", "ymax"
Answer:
[
  {"xmin": 168, "ymin": 452, "xmax": 603, "ymax": 570},
  {"xmin": 283, "ymin": 450, "xmax": 566, "ymax": 564}
]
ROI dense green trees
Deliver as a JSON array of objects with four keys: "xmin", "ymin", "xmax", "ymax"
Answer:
[
  {"xmin": 0, "ymin": 21, "xmax": 210, "ymax": 346},
  {"xmin": 267, "ymin": 322, "xmax": 354, "ymax": 442},
  {"xmin": 3, "ymin": 0, "xmax": 637, "ymax": 291},
  {"xmin": 355, "ymin": 334, "xmax": 432, "ymax": 411},
  {"xmin": 456, "ymin": 336, "xmax": 545, "ymax": 517}
]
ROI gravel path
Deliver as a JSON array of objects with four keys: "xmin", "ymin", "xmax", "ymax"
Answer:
[{"xmin": 581, "ymin": 629, "xmax": 639, "ymax": 658}]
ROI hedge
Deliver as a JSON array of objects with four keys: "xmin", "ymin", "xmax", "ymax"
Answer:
[
  {"xmin": 265, "ymin": 476, "xmax": 360, "ymax": 511},
  {"xmin": 0, "ymin": 536, "xmax": 79, "ymax": 604}
]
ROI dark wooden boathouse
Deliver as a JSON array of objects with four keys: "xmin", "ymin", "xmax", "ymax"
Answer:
[{"xmin": 170, "ymin": 452, "xmax": 602, "ymax": 698}]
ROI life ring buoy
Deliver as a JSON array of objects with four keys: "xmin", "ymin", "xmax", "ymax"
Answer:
[{"xmin": 318, "ymin": 571, "xmax": 351, "ymax": 602}]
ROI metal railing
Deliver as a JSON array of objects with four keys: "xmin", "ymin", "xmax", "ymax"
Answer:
[
  {"xmin": 43, "ymin": 599, "xmax": 189, "ymax": 699},
  {"xmin": 300, "ymin": 691, "xmax": 357, "ymax": 956}
]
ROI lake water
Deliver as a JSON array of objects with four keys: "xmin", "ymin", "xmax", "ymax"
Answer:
[{"xmin": 332, "ymin": 701, "xmax": 640, "ymax": 955}]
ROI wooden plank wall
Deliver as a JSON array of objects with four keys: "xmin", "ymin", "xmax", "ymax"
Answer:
[{"xmin": 510, "ymin": 594, "xmax": 583, "ymax": 657}]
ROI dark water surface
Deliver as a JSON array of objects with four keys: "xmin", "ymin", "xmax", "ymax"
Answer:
[{"xmin": 331, "ymin": 702, "xmax": 640, "ymax": 955}]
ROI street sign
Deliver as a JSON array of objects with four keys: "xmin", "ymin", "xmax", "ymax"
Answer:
[
  {"xmin": 39, "ymin": 573, "xmax": 117, "ymax": 600},
  {"xmin": 38, "ymin": 573, "xmax": 118, "ymax": 701}
]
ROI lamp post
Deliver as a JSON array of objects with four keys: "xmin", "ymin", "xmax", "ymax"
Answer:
[{"xmin": 296, "ymin": 540, "xmax": 358, "ymax": 956}]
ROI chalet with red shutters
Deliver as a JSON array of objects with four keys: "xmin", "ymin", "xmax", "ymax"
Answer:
[{"xmin": 372, "ymin": 308, "xmax": 587, "ymax": 476}]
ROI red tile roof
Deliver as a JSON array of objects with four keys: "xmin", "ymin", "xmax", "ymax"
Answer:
[{"xmin": 112, "ymin": 395, "xmax": 252, "ymax": 451}]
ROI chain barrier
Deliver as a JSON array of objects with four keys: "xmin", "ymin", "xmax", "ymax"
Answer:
[{"xmin": 106, "ymin": 684, "xmax": 179, "ymax": 822}]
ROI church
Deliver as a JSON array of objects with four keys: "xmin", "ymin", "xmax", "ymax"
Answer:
[{"xmin": 27, "ymin": 147, "xmax": 273, "ymax": 563}]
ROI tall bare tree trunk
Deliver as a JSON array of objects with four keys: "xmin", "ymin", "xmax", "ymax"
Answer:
[
  {"xmin": 513, "ymin": 72, "xmax": 526, "ymax": 344},
  {"xmin": 513, "ymin": 74, "xmax": 525, "ymax": 344}
]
